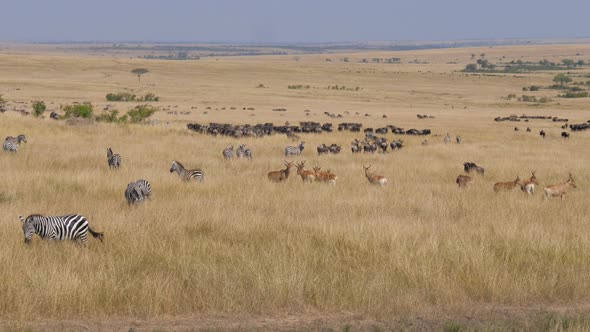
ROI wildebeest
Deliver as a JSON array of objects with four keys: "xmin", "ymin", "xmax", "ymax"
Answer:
[
  {"xmin": 463, "ymin": 162, "xmax": 485, "ymax": 176},
  {"xmin": 561, "ymin": 132, "xmax": 570, "ymax": 139},
  {"xmin": 539, "ymin": 130, "xmax": 546, "ymax": 138}
]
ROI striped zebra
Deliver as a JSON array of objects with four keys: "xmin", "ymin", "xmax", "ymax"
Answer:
[
  {"xmin": 125, "ymin": 179, "xmax": 152, "ymax": 205},
  {"xmin": 222, "ymin": 145, "xmax": 234, "ymax": 159},
  {"xmin": 443, "ymin": 133, "xmax": 451, "ymax": 144},
  {"xmin": 456, "ymin": 136, "xmax": 462, "ymax": 144},
  {"xmin": 19, "ymin": 214, "xmax": 103, "ymax": 245},
  {"xmin": 236, "ymin": 144, "xmax": 246, "ymax": 158},
  {"xmin": 170, "ymin": 161, "xmax": 204, "ymax": 182},
  {"xmin": 244, "ymin": 146, "xmax": 252, "ymax": 160},
  {"xmin": 3, "ymin": 134, "xmax": 27, "ymax": 152},
  {"xmin": 106, "ymin": 148, "xmax": 122, "ymax": 169},
  {"xmin": 285, "ymin": 142, "xmax": 305, "ymax": 157}
]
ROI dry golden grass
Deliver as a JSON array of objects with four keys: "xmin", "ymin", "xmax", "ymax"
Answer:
[{"xmin": 0, "ymin": 44, "xmax": 589, "ymax": 330}]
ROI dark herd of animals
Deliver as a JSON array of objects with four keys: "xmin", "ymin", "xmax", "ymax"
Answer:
[{"xmin": 187, "ymin": 122, "xmax": 432, "ymax": 138}]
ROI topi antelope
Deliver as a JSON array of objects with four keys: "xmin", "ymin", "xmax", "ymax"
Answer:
[
  {"xmin": 493, "ymin": 176, "xmax": 523, "ymax": 192},
  {"xmin": 295, "ymin": 161, "xmax": 316, "ymax": 183},
  {"xmin": 363, "ymin": 165, "xmax": 387, "ymax": 186},
  {"xmin": 267, "ymin": 161, "xmax": 294, "ymax": 183},
  {"xmin": 544, "ymin": 173, "xmax": 577, "ymax": 200},
  {"xmin": 520, "ymin": 171, "xmax": 539, "ymax": 195},
  {"xmin": 313, "ymin": 166, "xmax": 337, "ymax": 186},
  {"xmin": 456, "ymin": 174, "xmax": 474, "ymax": 188}
]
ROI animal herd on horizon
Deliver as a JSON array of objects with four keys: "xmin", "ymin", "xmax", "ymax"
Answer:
[{"xmin": 2, "ymin": 126, "xmax": 582, "ymax": 246}]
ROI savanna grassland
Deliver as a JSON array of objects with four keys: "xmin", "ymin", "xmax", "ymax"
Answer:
[{"xmin": 0, "ymin": 43, "xmax": 590, "ymax": 331}]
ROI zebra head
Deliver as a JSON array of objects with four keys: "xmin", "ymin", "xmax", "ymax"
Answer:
[
  {"xmin": 170, "ymin": 161, "xmax": 183, "ymax": 174},
  {"xmin": 19, "ymin": 215, "xmax": 35, "ymax": 244},
  {"xmin": 107, "ymin": 148, "xmax": 113, "ymax": 158},
  {"xmin": 17, "ymin": 135, "xmax": 27, "ymax": 143}
]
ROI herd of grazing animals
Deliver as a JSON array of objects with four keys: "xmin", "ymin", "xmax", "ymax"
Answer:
[{"xmin": 3, "ymin": 121, "xmax": 582, "ymax": 245}]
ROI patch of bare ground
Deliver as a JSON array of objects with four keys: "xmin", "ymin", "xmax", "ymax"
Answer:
[{"xmin": 4, "ymin": 305, "xmax": 590, "ymax": 331}]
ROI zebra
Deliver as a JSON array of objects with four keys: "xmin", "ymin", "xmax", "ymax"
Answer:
[
  {"xmin": 125, "ymin": 179, "xmax": 152, "ymax": 205},
  {"xmin": 170, "ymin": 160, "xmax": 204, "ymax": 182},
  {"xmin": 443, "ymin": 133, "xmax": 451, "ymax": 144},
  {"xmin": 3, "ymin": 134, "xmax": 27, "ymax": 152},
  {"xmin": 456, "ymin": 136, "xmax": 462, "ymax": 144},
  {"xmin": 106, "ymin": 148, "xmax": 122, "ymax": 169},
  {"xmin": 285, "ymin": 142, "xmax": 305, "ymax": 156},
  {"xmin": 244, "ymin": 146, "xmax": 252, "ymax": 160},
  {"xmin": 222, "ymin": 145, "xmax": 234, "ymax": 159},
  {"xmin": 19, "ymin": 214, "xmax": 103, "ymax": 245},
  {"xmin": 236, "ymin": 144, "xmax": 246, "ymax": 158}
]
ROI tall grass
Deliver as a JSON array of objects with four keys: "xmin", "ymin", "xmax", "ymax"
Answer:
[{"xmin": 0, "ymin": 115, "xmax": 588, "ymax": 323}]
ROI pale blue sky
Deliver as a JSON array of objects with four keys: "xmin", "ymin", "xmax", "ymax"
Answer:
[{"xmin": 2, "ymin": 0, "xmax": 589, "ymax": 43}]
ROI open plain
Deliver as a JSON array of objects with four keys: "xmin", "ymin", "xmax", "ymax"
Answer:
[{"xmin": 1, "ymin": 43, "xmax": 589, "ymax": 330}]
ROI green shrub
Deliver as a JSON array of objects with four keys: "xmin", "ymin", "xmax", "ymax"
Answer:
[
  {"xmin": 142, "ymin": 92, "xmax": 159, "ymax": 102},
  {"xmin": 106, "ymin": 92, "xmax": 136, "ymax": 101},
  {"xmin": 95, "ymin": 110, "xmax": 127, "ymax": 123},
  {"xmin": 32, "ymin": 101, "xmax": 46, "ymax": 117},
  {"xmin": 560, "ymin": 91, "xmax": 589, "ymax": 98},
  {"xmin": 63, "ymin": 104, "xmax": 93, "ymax": 119},
  {"xmin": 126, "ymin": 105, "xmax": 158, "ymax": 123}
]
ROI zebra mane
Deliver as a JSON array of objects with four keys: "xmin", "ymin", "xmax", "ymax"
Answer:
[
  {"xmin": 173, "ymin": 160, "xmax": 184, "ymax": 169},
  {"xmin": 25, "ymin": 214, "xmax": 45, "ymax": 220}
]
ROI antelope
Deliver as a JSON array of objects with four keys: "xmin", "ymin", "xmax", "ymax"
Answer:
[
  {"xmin": 295, "ymin": 161, "xmax": 316, "ymax": 183},
  {"xmin": 313, "ymin": 167, "xmax": 337, "ymax": 186},
  {"xmin": 363, "ymin": 165, "xmax": 387, "ymax": 186},
  {"xmin": 456, "ymin": 175, "xmax": 474, "ymax": 188},
  {"xmin": 493, "ymin": 176, "xmax": 523, "ymax": 192},
  {"xmin": 267, "ymin": 161, "xmax": 294, "ymax": 183},
  {"xmin": 520, "ymin": 171, "xmax": 539, "ymax": 195},
  {"xmin": 544, "ymin": 173, "xmax": 577, "ymax": 200}
]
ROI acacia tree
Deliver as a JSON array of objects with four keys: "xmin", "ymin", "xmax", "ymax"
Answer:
[
  {"xmin": 553, "ymin": 73, "xmax": 572, "ymax": 87},
  {"xmin": 131, "ymin": 68, "xmax": 149, "ymax": 85}
]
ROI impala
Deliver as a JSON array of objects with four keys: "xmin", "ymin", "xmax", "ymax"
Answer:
[
  {"xmin": 313, "ymin": 166, "xmax": 337, "ymax": 186},
  {"xmin": 295, "ymin": 161, "xmax": 316, "ymax": 183},
  {"xmin": 544, "ymin": 173, "xmax": 577, "ymax": 200},
  {"xmin": 363, "ymin": 165, "xmax": 387, "ymax": 186},
  {"xmin": 520, "ymin": 171, "xmax": 539, "ymax": 195},
  {"xmin": 267, "ymin": 161, "xmax": 294, "ymax": 183},
  {"xmin": 493, "ymin": 176, "xmax": 523, "ymax": 192}
]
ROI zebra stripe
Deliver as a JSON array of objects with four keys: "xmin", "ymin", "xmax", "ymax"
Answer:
[
  {"xmin": 244, "ymin": 147, "xmax": 252, "ymax": 160},
  {"xmin": 236, "ymin": 145, "xmax": 246, "ymax": 158},
  {"xmin": 222, "ymin": 145, "xmax": 234, "ymax": 159},
  {"xmin": 3, "ymin": 134, "xmax": 27, "ymax": 153},
  {"xmin": 285, "ymin": 142, "xmax": 305, "ymax": 156},
  {"xmin": 19, "ymin": 214, "xmax": 103, "ymax": 245},
  {"xmin": 107, "ymin": 148, "xmax": 122, "ymax": 169},
  {"xmin": 170, "ymin": 161, "xmax": 204, "ymax": 182},
  {"xmin": 125, "ymin": 179, "xmax": 152, "ymax": 205}
]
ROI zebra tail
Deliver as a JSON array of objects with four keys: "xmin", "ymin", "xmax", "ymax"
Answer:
[{"xmin": 88, "ymin": 227, "xmax": 104, "ymax": 242}]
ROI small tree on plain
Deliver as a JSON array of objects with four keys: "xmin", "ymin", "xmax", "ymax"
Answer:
[
  {"xmin": 553, "ymin": 73, "xmax": 572, "ymax": 87},
  {"xmin": 131, "ymin": 68, "xmax": 149, "ymax": 85},
  {"xmin": 32, "ymin": 101, "xmax": 46, "ymax": 117}
]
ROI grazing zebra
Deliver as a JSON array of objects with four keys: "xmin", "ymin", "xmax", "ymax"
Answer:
[
  {"xmin": 456, "ymin": 136, "xmax": 462, "ymax": 144},
  {"xmin": 244, "ymin": 146, "xmax": 253, "ymax": 160},
  {"xmin": 170, "ymin": 160, "xmax": 204, "ymax": 182},
  {"xmin": 285, "ymin": 142, "xmax": 305, "ymax": 156},
  {"xmin": 106, "ymin": 148, "xmax": 122, "ymax": 169},
  {"xmin": 443, "ymin": 133, "xmax": 451, "ymax": 144},
  {"xmin": 19, "ymin": 214, "xmax": 103, "ymax": 245},
  {"xmin": 236, "ymin": 144, "xmax": 246, "ymax": 158},
  {"xmin": 125, "ymin": 179, "xmax": 152, "ymax": 205},
  {"xmin": 222, "ymin": 145, "xmax": 234, "ymax": 159},
  {"xmin": 3, "ymin": 134, "xmax": 27, "ymax": 152}
]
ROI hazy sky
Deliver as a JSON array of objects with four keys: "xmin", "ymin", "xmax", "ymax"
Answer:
[{"xmin": 2, "ymin": 0, "xmax": 589, "ymax": 43}]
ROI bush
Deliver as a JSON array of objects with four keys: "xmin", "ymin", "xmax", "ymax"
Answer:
[
  {"xmin": 0, "ymin": 94, "xmax": 7, "ymax": 112},
  {"xmin": 106, "ymin": 92, "xmax": 159, "ymax": 102},
  {"xmin": 126, "ymin": 105, "xmax": 158, "ymax": 123},
  {"xmin": 560, "ymin": 92, "xmax": 589, "ymax": 98},
  {"xmin": 529, "ymin": 85, "xmax": 541, "ymax": 91},
  {"xmin": 106, "ymin": 92, "xmax": 136, "ymax": 101},
  {"xmin": 32, "ymin": 101, "xmax": 47, "ymax": 117},
  {"xmin": 63, "ymin": 104, "xmax": 93, "ymax": 119},
  {"xmin": 95, "ymin": 110, "xmax": 127, "ymax": 123}
]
